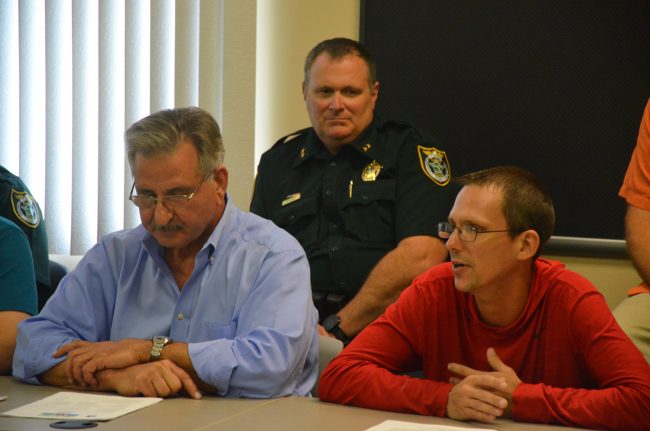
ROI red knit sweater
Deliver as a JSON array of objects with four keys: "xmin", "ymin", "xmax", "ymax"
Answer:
[{"xmin": 319, "ymin": 259, "xmax": 650, "ymax": 431}]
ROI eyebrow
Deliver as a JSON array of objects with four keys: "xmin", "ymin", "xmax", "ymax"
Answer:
[
  {"xmin": 447, "ymin": 218, "xmax": 484, "ymax": 228},
  {"xmin": 134, "ymin": 184, "xmax": 193, "ymax": 195}
]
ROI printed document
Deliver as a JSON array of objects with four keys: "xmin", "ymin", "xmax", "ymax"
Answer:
[
  {"xmin": 365, "ymin": 419, "xmax": 496, "ymax": 431},
  {"xmin": 1, "ymin": 391, "xmax": 162, "ymax": 421}
]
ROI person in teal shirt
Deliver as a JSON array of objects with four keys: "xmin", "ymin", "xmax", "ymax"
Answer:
[
  {"xmin": 0, "ymin": 165, "xmax": 52, "ymax": 309},
  {"xmin": 0, "ymin": 216, "xmax": 37, "ymax": 374}
]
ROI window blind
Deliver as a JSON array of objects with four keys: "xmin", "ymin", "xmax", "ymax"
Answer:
[{"xmin": 0, "ymin": 0, "xmax": 251, "ymax": 255}]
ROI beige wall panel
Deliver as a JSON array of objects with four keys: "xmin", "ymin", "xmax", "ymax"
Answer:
[
  {"xmin": 256, "ymin": 0, "xmax": 361, "ymax": 175},
  {"xmin": 221, "ymin": 0, "xmax": 257, "ymax": 209},
  {"xmin": 544, "ymin": 255, "xmax": 640, "ymax": 310}
]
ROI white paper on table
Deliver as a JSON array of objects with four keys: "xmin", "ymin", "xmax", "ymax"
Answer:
[
  {"xmin": 364, "ymin": 419, "xmax": 496, "ymax": 431},
  {"xmin": 0, "ymin": 391, "xmax": 162, "ymax": 421}
]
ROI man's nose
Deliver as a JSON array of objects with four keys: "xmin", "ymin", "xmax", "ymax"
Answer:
[
  {"xmin": 152, "ymin": 200, "xmax": 174, "ymax": 225},
  {"xmin": 328, "ymin": 92, "xmax": 343, "ymax": 110},
  {"xmin": 445, "ymin": 227, "xmax": 462, "ymax": 252}
]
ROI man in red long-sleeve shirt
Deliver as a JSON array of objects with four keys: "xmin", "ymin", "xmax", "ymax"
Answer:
[{"xmin": 319, "ymin": 166, "xmax": 650, "ymax": 431}]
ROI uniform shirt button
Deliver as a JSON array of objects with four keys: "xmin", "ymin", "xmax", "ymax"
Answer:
[
  {"xmin": 330, "ymin": 161, "xmax": 336, "ymax": 167},
  {"xmin": 331, "ymin": 246, "xmax": 339, "ymax": 252},
  {"xmin": 177, "ymin": 313, "xmax": 185, "ymax": 320},
  {"xmin": 325, "ymin": 190, "xmax": 332, "ymax": 196},
  {"xmin": 332, "ymin": 223, "xmax": 339, "ymax": 231},
  {"xmin": 289, "ymin": 215, "xmax": 295, "ymax": 222}
]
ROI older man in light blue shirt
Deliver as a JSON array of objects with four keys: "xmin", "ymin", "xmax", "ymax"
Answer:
[{"xmin": 13, "ymin": 107, "xmax": 318, "ymax": 398}]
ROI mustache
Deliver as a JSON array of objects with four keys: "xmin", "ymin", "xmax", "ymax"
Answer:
[{"xmin": 151, "ymin": 223, "xmax": 183, "ymax": 232}]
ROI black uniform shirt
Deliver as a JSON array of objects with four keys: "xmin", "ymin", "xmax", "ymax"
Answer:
[{"xmin": 251, "ymin": 118, "xmax": 456, "ymax": 299}]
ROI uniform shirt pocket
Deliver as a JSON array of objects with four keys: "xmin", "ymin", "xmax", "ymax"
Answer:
[
  {"xmin": 342, "ymin": 179, "xmax": 396, "ymax": 245},
  {"xmin": 270, "ymin": 195, "xmax": 319, "ymax": 247}
]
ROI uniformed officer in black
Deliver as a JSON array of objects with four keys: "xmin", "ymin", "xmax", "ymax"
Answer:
[
  {"xmin": 0, "ymin": 165, "xmax": 52, "ymax": 310},
  {"xmin": 251, "ymin": 38, "xmax": 455, "ymax": 344}
]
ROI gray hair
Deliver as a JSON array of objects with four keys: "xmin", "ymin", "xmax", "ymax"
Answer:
[{"xmin": 126, "ymin": 106, "xmax": 225, "ymax": 176}]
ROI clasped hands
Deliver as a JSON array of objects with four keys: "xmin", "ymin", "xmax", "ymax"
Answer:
[
  {"xmin": 53, "ymin": 339, "xmax": 201, "ymax": 399},
  {"xmin": 446, "ymin": 347, "xmax": 521, "ymax": 423}
]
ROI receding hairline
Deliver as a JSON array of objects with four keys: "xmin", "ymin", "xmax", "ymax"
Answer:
[
  {"xmin": 125, "ymin": 106, "xmax": 225, "ymax": 177},
  {"xmin": 303, "ymin": 38, "xmax": 377, "ymax": 89}
]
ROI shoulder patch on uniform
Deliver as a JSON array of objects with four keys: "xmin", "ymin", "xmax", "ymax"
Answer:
[
  {"xmin": 417, "ymin": 146, "xmax": 451, "ymax": 186},
  {"xmin": 11, "ymin": 189, "xmax": 40, "ymax": 228}
]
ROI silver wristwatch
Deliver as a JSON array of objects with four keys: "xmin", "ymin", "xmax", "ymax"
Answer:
[{"xmin": 150, "ymin": 335, "xmax": 171, "ymax": 361}]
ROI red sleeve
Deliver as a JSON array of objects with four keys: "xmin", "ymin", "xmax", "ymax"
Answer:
[
  {"xmin": 513, "ymin": 288, "xmax": 650, "ymax": 431},
  {"xmin": 318, "ymin": 281, "xmax": 452, "ymax": 416}
]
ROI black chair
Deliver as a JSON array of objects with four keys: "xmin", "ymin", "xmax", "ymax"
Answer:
[{"xmin": 39, "ymin": 259, "xmax": 67, "ymax": 311}]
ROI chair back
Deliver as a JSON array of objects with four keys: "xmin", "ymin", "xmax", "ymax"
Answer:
[{"xmin": 312, "ymin": 335, "xmax": 343, "ymax": 397}]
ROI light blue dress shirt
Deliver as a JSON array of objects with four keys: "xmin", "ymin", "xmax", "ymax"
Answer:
[{"xmin": 13, "ymin": 198, "xmax": 319, "ymax": 397}]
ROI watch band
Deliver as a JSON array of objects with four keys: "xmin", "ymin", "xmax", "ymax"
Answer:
[
  {"xmin": 329, "ymin": 325, "xmax": 351, "ymax": 346},
  {"xmin": 323, "ymin": 314, "xmax": 351, "ymax": 346},
  {"xmin": 150, "ymin": 336, "xmax": 171, "ymax": 361}
]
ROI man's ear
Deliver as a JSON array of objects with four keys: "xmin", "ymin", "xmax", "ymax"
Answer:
[
  {"xmin": 516, "ymin": 230, "xmax": 540, "ymax": 261},
  {"xmin": 213, "ymin": 166, "xmax": 228, "ymax": 193},
  {"xmin": 371, "ymin": 80, "xmax": 380, "ymax": 98},
  {"xmin": 302, "ymin": 81, "xmax": 307, "ymax": 100}
]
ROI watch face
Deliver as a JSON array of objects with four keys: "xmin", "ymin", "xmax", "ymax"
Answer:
[
  {"xmin": 322, "ymin": 314, "xmax": 340, "ymax": 332},
  {"xmin": 153, "ymin": 336, "xmax": 170, "ymax": 347}
]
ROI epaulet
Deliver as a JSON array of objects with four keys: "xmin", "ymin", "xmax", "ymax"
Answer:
[
  {"xmin": 376, "ymin": 118, "xmax": 440, "ymax": 146},
  {"xmin": 271, "ymin": 127, "xmax": 311, "ymax": 148},
  {"xmin": 377, "ymin": 118, "xmax": 413, "ymax": 131}
]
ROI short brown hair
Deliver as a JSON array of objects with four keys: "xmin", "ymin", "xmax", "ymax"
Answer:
[
  {"xmin": 303, "ymin": 37, "xmax": 377, "ymax": 89},
  {"xmin": 457, "ymin": 166, "xmax": 555, "ymax": 256}
]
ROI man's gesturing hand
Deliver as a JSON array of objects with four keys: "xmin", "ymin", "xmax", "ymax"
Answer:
[{"xmin": 446, "ymin": 348, "xmax": 522, "ymax": 421}]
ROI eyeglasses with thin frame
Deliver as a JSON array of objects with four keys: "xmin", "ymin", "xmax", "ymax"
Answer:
[
  {"xmin": 129, "ymin": 175, "xmax": 210, "ymax": 210},
  {"xmin": 437, "ymin": 221, "xmax": 523, "ymax": 242}
]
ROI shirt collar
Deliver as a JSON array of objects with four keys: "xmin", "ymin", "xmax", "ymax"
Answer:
[{"xmin": 292, "ymin": 118, "xmax": 378, "ymax": 167}]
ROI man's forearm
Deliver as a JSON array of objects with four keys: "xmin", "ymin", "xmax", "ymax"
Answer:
[
  {"xmin": 39, "ymin": 360, "xmax": 117, "ymax": 391},
  {"xmin": 337, "ymin": 236, "xmax": 448, "ymax": 337},
  {"xmin": 0, "ymin": 342, "xmax": 15, "ymax": 375},
  {"xmin": 41, "ymin": 339, "xmax": 211, "ymax": 391},
  {"xmin": 40, "ymin": 342, "xmax": 211, "ymax": 395},
  {"xmin": 0, "ymin": 311, "xmax": 30, "ymax": 374}
]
